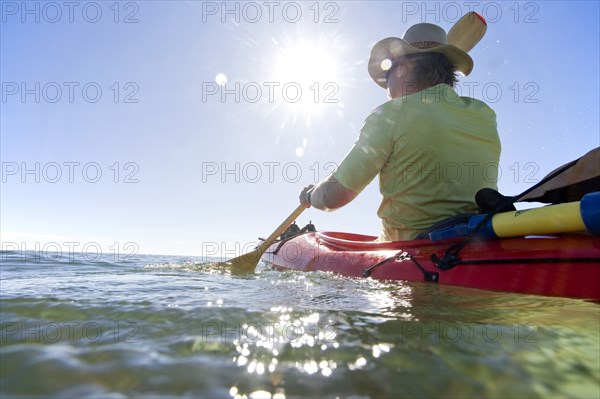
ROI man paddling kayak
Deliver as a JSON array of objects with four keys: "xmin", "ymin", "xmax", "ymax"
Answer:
[{"xmin": 300, "ymin": 20, "xmax": 501, "ymax": 241}]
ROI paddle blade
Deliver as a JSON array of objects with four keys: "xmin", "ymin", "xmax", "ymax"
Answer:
[
  {"xmin": 221, "ymin": 203, "xmax": 307, "ymax": 273},
  {"xmin": 447, "ymin": 12, "xmax": 487, "ymax": 52},
  {"xmin": 222, "ymin": 247, "xmax": 262, "ymax": 272}
]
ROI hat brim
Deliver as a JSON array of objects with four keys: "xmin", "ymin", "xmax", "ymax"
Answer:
[{"xmin": 368, "ymin": 37, "xmax": 474, "ymax": 89}]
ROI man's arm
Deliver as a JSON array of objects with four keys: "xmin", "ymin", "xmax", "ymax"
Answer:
[
  {"xmin": 299, "ymin": 104, "xmax": 395, "ymax": 211},
  {"xmin": 299, "ymin": 174, "xmax": 358, "ymax": 211}
]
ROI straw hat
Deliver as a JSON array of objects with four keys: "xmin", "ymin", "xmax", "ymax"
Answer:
[{"xmin": 368, "ymin": 23, "xmax": 473, "ymax": 89}]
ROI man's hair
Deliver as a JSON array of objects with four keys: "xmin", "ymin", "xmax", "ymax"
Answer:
[{"xmin": 394, "ymin": 52, "xmax": 458, "ymax": 90}]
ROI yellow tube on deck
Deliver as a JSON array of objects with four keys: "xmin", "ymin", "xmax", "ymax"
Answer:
[{"xmin": 492, "ymin": 201, "xmax": 586, "ymax": 237}]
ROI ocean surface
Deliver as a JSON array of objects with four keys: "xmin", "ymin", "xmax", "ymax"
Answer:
[{"xmin": 1, "ymin": 250, "xmax": 599, "ymax": 399}]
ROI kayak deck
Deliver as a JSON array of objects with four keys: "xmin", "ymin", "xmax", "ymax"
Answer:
[{"xmin": 261, "ymin": 232, "xmax": 600, "ymax": 301}]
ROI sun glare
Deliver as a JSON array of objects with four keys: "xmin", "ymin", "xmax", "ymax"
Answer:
[
  {"xmin": 264, "ymin": 35, "xmax": 349, "ymax": 156},
  {"xmin": 271, "ymin": 42, "xmax": 340, "ymax": 116},
  {"xmin": 274, "ymin": 43, "xmax": 338, "ymax": 85}
]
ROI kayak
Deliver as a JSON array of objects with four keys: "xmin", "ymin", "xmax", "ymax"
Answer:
[
  {"xmin": 260, "ymin": 231, "xmax": 600, "ymax": 301},
  {"xmin": 253, "ymin": 157, "xmax": 600, "ymax": 300},
  {"xmin": 261, "ymin": 192, "xmax": 600, "ymax": 300}
]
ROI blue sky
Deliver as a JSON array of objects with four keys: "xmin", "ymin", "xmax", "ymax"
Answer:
[{"xmin": 1, "ymin": 1, "xmax": 599, "ymax": 257}]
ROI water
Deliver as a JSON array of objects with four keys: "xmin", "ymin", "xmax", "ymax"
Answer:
[{"xmin": 1, "ymin": 250, "xmax": 599, "ymax": 398}]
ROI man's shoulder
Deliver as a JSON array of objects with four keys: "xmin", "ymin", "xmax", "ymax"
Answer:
[
  {"xmin": 457, "ymin": 95, "xmax": 497, "ymax": 114},
  {"xmin": 369, "ymin": 100, "xmax": 398, "ymax": 115},
  {"xmin": 365, "ymin": 84, "xmax": 497, "ymax": 125},
  {"xmin": 366, "ymin": 97, "xmax": 416, "ymax": 120}
]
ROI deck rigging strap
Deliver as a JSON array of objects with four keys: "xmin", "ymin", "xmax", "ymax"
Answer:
[
  {"xmin": 432, "ymin": 158, "xmax": 584, "ymax": 271},
  {"xmin": 362, "ymin": 251, "xmax": 439, "ymax": 282}
]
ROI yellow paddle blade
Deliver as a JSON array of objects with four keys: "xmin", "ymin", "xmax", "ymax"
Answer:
[
  {"xmin": 223, "ymin": 248, "xmax": 262, "ymax": 272},
  {"xmin": 221, "ymin": 203, "xmax": 307, "ymax": 273}
]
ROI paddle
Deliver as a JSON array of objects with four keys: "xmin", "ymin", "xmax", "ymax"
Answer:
[
  {"xmin": 223, "ymin": 203, "xmax": 307, "ymax": 271},
  {"xmin": 447, "ymin": 11, "xmax": 487, "ymax": 52}
]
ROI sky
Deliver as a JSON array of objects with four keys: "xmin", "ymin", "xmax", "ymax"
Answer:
[{"xmin": 1, "ymin": 1, "xmax": 599, "ymax": 258}]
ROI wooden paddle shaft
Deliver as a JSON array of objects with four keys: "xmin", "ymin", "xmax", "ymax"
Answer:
[{"xmin": 258, "ymin": 203, "xmax": 307, "ymax": 251}]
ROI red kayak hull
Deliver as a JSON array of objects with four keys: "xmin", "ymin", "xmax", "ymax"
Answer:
[{"xmin": 261, "ymin": 232, "xmax": 600, "ymax": 301}]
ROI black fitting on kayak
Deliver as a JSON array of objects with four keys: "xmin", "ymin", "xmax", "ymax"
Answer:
[
  {"xmin": 431, "ymin": 253, "xmax": 461, "ymax": 271},
  {"xmin": 302, "ymin": 221, "xmax": 317, "ymax": 233},
  {"xmin": 476, "ymin": 188, "xmax": 516, "ymax": 213},
  {"xmin": 424, "ymin": 271, "xmax": 439, "ymax": 282},
  {"xmin": 280, "ymin": 221, "xmax": 300, "ymax": 240},
  {"xmin": 279, "ymin": 221, "xmax": 317, "ymax": 242},
  {"xmin": 269, "ymin": 221, "xmax": 319, "ymax": 256}
]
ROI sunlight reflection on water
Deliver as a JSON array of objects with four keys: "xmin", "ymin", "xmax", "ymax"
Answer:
[{"xmin": 1, "ymin": 253, "xmax": 598, "ymax": 398}]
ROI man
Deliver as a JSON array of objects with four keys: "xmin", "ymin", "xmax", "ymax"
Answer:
[{"xmin": 299, "ymin": 22, "xmax": 501, "ymax": 241}]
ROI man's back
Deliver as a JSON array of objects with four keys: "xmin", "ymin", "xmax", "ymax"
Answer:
[{"xmin": 335, "ymin": 84, "xmax": 500, "ymax": 240}]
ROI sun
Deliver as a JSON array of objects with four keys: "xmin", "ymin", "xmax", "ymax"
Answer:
[
  {"xmin": 271, "ymin": 42, "xmax": 340, "ymax": 115},
  {"xmin": 263, "ymin": 34, "xmax": 350, "ymax": 157},
  {"xmin": 273, "ymin": 42, "xmax": 338, "ymax": 85}
]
